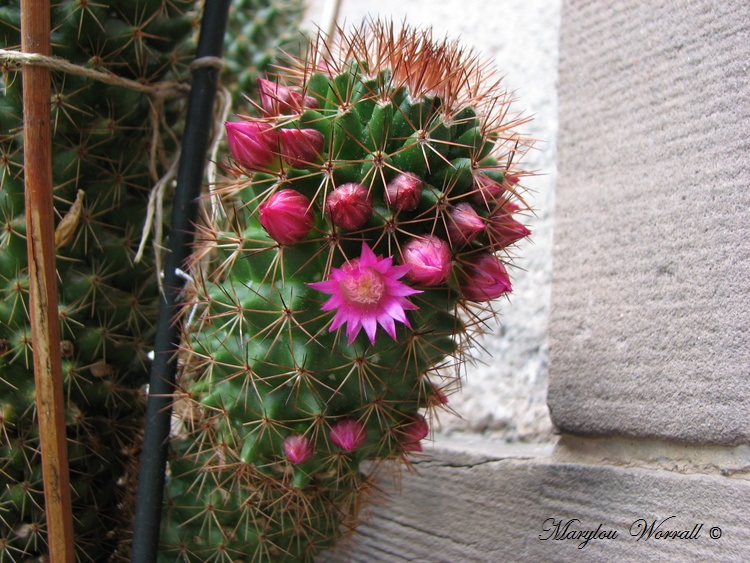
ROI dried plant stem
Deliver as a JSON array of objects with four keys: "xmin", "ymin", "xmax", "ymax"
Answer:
[{"xmin": 20, "ymin": 1, "xmax": 75, "ymax": 561}]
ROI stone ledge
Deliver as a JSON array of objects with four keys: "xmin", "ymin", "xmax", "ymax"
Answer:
[
  {"xmin": 552, "ymin": 434, "xmax": 750, "ymax": 478},
  {"xmin": 321, "ymin": 439, "xmax": 750, "ymax": 561}
]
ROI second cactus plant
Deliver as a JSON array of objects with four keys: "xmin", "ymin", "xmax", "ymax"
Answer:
[{"xmin": 161, "ymin": 19, "xmax": 534, "ymax": 560}]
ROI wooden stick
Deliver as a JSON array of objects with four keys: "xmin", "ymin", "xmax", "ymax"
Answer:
[{"xmin": 20, "ymin": 1, "xmax": 75, "ymax": 561}]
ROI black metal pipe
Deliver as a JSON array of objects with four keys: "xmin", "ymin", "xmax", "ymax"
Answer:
[{"xmin": 130, "ymin": 2, "xmax": 231, "ymax": 560}]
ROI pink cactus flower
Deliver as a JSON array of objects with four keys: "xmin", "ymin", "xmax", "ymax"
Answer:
[
  {"xmin": 225, "ymin": 120, "xmax": 279, "ymax": 171},
  {"xmin": 470, "ymin": 174, "xmax": 504, "ymax": 207},
  {"xmin": 325, "ymin": 183, "xmax": 374, "ymax": 231},
  {"xmin": 459, "ymin": 253, "xmax": 513, "ymax": 302},
  {"xmin": 400, "ymin": 235, "xmax": 452, "ymax": 286},
  {"xmin": 308, "ymin": 243, "xmax": 422, "ymax": 344},
  {"xmin": 487, "ymin": 200, "xmax": 531, "ymax": 250},
  {"xmin": 329, "ymin": 418, "xmax": 367, "ymax": 452},
  {"xmin": 278, "ymin": 128, "xmax": 325, "ymax": 169},
  {"xmin": 257, "ymin": 77, "xmax": 319, "ymax": 115},
  {"xmin": 283, "ymin": 434, "xmax": 314, "ymax": 464},
  {"xmin": 399, "ymin": 414, "xmax": 429, "ymax": 452},
  {"xmin": 385, "ymin": 172, "xmax": 424, "ymax": 211},
  {"xmin": 258, "ymin": 189, "xmax": 314, "ymax": 245},
  {"xmin": 447, "ymin": 203, "xmax": 485, "ymax": 246}
]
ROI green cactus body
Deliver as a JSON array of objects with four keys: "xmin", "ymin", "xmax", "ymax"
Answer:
[
  {"xmin": 162, "ymin": 21, "xmax": 534, "ymax": 561},
  {"xmin": 0, "ymin": 2, "xmax": 200, "ymax": 559}
]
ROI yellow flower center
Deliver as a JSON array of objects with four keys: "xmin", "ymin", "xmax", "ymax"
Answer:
[{"xmin": 342, "ymin": 268, "xmax": 385, "ymax": 305}]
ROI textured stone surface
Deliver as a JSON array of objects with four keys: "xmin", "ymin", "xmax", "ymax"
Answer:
[
  {"xmin": 548, "ymin": 1, "xmax": 750, "ymax": 444},
  {"xmin": 303, "ymin": 0, "xmax": 561, "ymax": 441},
  {"xmin": 321, "ymin": 441, "xmax": 750, "ymax": 562}
]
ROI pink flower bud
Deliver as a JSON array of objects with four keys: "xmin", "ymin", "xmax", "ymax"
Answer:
[
  {"xmin": 258, "ymin": 189, "xmax": 314, "ymax": 245},
  {"xmin": 447, "ymin": 203, "xmax": 485, "ymax": 246},
  {"xmin": 430, "ymin": 387, "xmax": 450, "ymax": 407},
  {"xmin": 470, "ymin": 174, "xmax": 504, "ymax": 207},
  {"xmin": 460, "ymin": 253, "xmax": 513, "ymax": 302},
  {"xmin": 278, "ymin": 128, "xmax": 325, "ymax": 169},
  {"xmin": 225, "ymin": 120, "xmax": 279, "ymax": 171},
  {"xmin": 258, "ymin": 77, "xmax": 318, "ymax": 115},
  {"xmin": 329, "ymin": 419, "xmax": 367, "ymax": 452},
  {"xmin": 385, "ymin": 172, "xmax": 424, "ymax": 211},
  {"xmin": 398, "ymin": 414, "xmax": 429, "ymax": 453},
  {"xmin": 401, "ymin": 235, "xmax": 452, "ymax": 286},
  {"xmin": 487, "ymin": 200, "xmax": 531, "ymax": 250},
  {"xmin": 283, "ymin": 434, "xmax": 314, "ymax": 464},
  {"xmin": 325, "ymin": 183, "xmax": 373, "ymax": 230}
]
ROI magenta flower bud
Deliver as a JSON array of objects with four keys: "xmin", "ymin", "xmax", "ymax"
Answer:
[
  {"xmin": 325, "ymin": 183, "xmax": 373, "ymax": 230},
  {"xmin": 447, "ymin": 203, "xmax": 485, "ymax": 246},
  {"xmin": 399, "ymin": 414, "xmax": 429, "ymax": 453},
  {"xmin": 225, "ymin": 120, "xmax": 279, "ymax": 170},
  {"xmin": 278, "ymin": 128, "xmax": 325, "ymax": 169},
  {"xmin": 385, "ymin": 172, "xmax": 424, "ymax": 211},
  {"xmin": 460, "ymin": 253, "xmax": 513, "ymax": 302},
  {"xmin": 487, "ymin": 200, "xmax": 531, "ymax": 250},
  {"xmin": 258, "ymin": 189, "xmax": 314, "ymax": 244},
  {"xmin": 430, "ymin": 387, "xmax": 450, "ymax": 407},
  {"xmin": 470, "ymin": 174, "xmax": 504, "ymax": 207},
  {"xmin": 283, "ymin": 434, "xmax": 314, "ymax": 464},
  {"xmin": 258, "ymin": 77, "xmax": 318, "ymax": 115},
  {"xmin": 329, "ymin": 419, "xmax": 367, "ymax": 452},
  {"xmin": 401, "ymin": 235, "xmax": 452, "ymax": 286}
]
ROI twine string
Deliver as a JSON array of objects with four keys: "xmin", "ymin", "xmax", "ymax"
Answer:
[{"xmin": 0, "ymin": 48, "xmax": 192, "ymax": 96}]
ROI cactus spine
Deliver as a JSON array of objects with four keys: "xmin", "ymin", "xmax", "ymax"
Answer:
[{"xmin": 162, "ymin": 20, "xmax": 533, "ymax": 561}]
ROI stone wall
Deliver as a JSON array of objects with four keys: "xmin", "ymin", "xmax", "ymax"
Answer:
[{"xmin": 312, "ymin": 0, "xmax": 750, "ymax": 560}]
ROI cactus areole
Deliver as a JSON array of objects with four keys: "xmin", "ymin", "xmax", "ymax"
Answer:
[{"xmin": 162, "ymin": 20, "xmax": 534, "ymax": 560}]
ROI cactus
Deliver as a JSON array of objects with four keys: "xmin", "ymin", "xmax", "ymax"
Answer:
[
  {"xmin": 0, "ymin": 1, "xmax": 201, "ymax": 558},
  {"xmin": 162, "ymin": 20, "xmax": 533, "ymax": 561}
]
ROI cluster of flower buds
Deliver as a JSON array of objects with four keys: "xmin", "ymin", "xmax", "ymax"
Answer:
[
  {"xmin": 225, "ymin": 120, "xmax": 324, "ymax": 172},
  {"xmin": 224, "ymin": 75, "xmax": 531, "ymax": 314},
  {"xmin": 283, "ymin": 415, "xmax": 432, "ymax": 462}
]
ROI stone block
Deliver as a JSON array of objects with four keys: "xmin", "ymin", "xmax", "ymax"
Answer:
[{"xmin": 548, "ymin": 1, "xmax": 750, "ymax": 444}]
